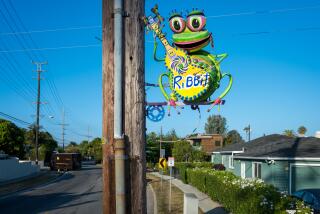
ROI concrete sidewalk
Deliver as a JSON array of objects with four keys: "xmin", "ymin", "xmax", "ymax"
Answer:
[{"xmin": 150, "ymin": 172, "xmax": 228, "ymax": 214}]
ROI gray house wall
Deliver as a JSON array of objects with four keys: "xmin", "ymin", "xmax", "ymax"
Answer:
[
  {"xmin": 212, "ymin": 153, "xmax": 291, "ymax": 192},
  {"xmin": 212, "ymin": 153, "xmax": 320, "ymax": 194}
]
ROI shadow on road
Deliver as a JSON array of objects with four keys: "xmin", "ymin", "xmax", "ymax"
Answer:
[
  {"xmin": 0, "ymin": 166, "xmax": 102, "ymax": 214},
  {"xmin": 0, "ymin": 191, "xmax": 100, "ymax": 214}
]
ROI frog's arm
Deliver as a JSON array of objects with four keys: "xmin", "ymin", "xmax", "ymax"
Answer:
[
  {"xmin": 158, "ymin": 73, "xmax": 170, "ymax": 101},
  {"xmin": 208, "ymin": 53, "xmax": 228, "ymax": 65},
  {"xmin": 153, "ymin": 41, "xmax": 165, "ymax": 62}
]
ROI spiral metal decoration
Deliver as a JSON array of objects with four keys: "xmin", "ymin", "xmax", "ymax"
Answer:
[{"xmin": 170, "ymin": 55, "xmax": 188, "ymax": 74}]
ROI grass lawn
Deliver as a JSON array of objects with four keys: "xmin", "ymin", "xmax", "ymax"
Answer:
[{"xmin": 147, "ymin": 174, "xmax": 184, "ymax": 214}]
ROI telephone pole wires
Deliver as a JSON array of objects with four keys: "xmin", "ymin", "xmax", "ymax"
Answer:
[{"xmin": 32, "ymin": 61, "xmax": 47, "ymax": 165}]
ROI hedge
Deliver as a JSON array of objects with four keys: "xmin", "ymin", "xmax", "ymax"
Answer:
[
  {"xmin": 175, "ymin": 162, "xmax": 213, "ymax": 183},
  {"xmin": 174, "ymin": 163, "xmax": 312, "ymax": 214}
]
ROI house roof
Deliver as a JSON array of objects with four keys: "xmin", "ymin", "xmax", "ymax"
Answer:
[
  {"xmin": 187, "ymin": 134, "xmax": 222, "ymax": 140},
  {"xmin": 214, "ymin": 134, "xmax": 320, "ymax": 159}
]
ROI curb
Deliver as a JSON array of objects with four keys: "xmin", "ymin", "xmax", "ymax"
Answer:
[{"xmin": 148, "ymin": 183, "xmax": 158, "ymax": 214}]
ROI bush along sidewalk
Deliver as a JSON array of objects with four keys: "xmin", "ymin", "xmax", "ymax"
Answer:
[{"xmin": 174, "ymin": 163, "xmax": 313, "ymax": 214}]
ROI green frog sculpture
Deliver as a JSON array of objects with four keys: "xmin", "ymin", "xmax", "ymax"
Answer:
[{"xmin": 143, "ymin": 5, "xmax": 233, "ymax": 117}]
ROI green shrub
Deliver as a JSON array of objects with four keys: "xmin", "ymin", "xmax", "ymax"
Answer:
[
  {"xmin": 174, "ymin": 162, "xmax": 312, "ymax": 214},
  {"xmin": 174, "ymin": 162, "xmax": 212, "ymax": 183}
]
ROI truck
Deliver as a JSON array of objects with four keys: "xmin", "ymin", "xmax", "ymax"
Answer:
[{"xmin": 50, "ymin": 153, "xmax": 82, "ymax": 171}]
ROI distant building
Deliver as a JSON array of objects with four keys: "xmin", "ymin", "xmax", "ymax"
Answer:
[
  {"xmin": 212, "ymin": 134, "xmax": 320, "ymax": 194},
  {"xmin": 187, "ymin": 134, "xmax": 224, "ymax": 155},
  {"xmin": 315, "ymin": 131, "xmax": 320, "ymax": 138}
]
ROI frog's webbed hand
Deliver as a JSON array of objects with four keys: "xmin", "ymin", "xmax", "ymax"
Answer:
[
  {"xmin": 208, "ymin": 53, "xmax": 228, "ymax": 65},
  {"xmin": 216, "ymin": 53, "xmax": 228, "ymax": 64},
  {"xmin": 153, "ymin": 41, "xmax": 165, "ymax": 62}
]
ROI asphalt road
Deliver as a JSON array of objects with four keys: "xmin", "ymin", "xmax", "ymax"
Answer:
[{"xmin": 0, "ymin": 165, "xmax": 102, "ymax": 214}]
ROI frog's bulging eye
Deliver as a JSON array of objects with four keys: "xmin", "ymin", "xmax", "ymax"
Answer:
[
  {"xmin": 187, "ymin": 15, "xmax": 206, "ymax": 32},
  {"xmin": 169, "ymin": 17, "xmax": 186, "ymax": 33}
]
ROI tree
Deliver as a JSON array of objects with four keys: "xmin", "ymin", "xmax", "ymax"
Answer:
[
  {"xmin": 164, "ymin": 129, "xmax": 178, "ymax": 141},
  {"xmin": 79, "ymin": 140, "xmax": 90, "ymax": 157},
  {"xmin": 65, "ymin": 142, "xmax": 80, "ymax": 153},
  {"xmin": 205, "ymin": 115, "xmax": 227, "ymax": 135},
  {"xmin": 24, "ymin": 127, "xmax": 58, "ymax": 160},
  {"xmin": 224, "ymin": 130, "xmax": 244, "ymax": 145},
  {"xmin": 147, "ymin": 132, "xmax": 157, "ymax": 144},
  {"xmin": 283, "ymin": 129, "xmax": 295, "ymax": 137},
  {"xmin": 190, "ymin": 150, "xmax": 207, "ymax": 162},
  {"xmin": 172, "ymin": 141, "xmax": 193, "ymax": 162},
  {"xmin": 297, "ymin": 126, "xmax": 307, "ymax": 136},
  {"xmin": 90, "ymin": 138, "xmax": 102, "ymax": 163},
  {"xmin": 146, "ymin": 132, "xmax": 159, "ymax": 163},
  {"xmin": 0, "ymin": 119, "xmax": 25, "ymax": 158}
]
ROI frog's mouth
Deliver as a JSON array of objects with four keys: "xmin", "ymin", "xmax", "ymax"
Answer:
[{"xmin": 173, "ymin": 34, "xmax": 212, "ymax": 52}]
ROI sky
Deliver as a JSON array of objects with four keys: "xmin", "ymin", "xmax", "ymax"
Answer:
[{"xmin": 0, "ymin": 0, "xmax": 319, "ymax": 146}]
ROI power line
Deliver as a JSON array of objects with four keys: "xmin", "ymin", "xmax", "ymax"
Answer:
[
  {"xmin": 226, "ymin": 26, "xmax": 320, "ymax": 37},
  {"xmin": 0, "ymin": 44, "xmax": 101, "ymax": 53},
  {"xmin": 0, "ymin": 4, "xmax": 318, "ymax": 36},
  {"xmin": 0, "ymin": 25, "xmax": 101, "ymax": 36},
  {"xmin": 0, "ymin": 1, "xmax": 37, "ymax": 60},
  {"xmin": 207, "ymin": 4, "xmax": 320, "ymax": 18},
  {"xmin": 1, "ymin": 0, "xmax": 64, "ymax": 125},
  {"xmin": 0, "ymin": 24, "xmax": 316, "ymax": 54},
  {"xmin": 0, "ymin": 64, "xmax": 35, "ymax": 110},
  {"xmin": 0, "ymin": 1, "xmax": 90, "ymax": 144},
  {"xmin": 0, "ymin": 112, "xmax": 32, "ymax": 126}
]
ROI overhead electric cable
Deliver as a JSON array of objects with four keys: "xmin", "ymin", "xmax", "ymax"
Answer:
[
  {"xmin": 0, "ymin": 25, "xmax": 102, "ymax": 36},
  {"xmin": 207, "ymin": 4, "xmax": 320, "ymax": 18},
  {"xmin": 0, "ymin": 112, "xmax": 32, "ymax": 126},
  {"xmin": 0, "ymin": 44, "xmax": 101, "ymax": 53},
  {"xmin": 6, "ymin": 0, "xmax": 45, "ymax": 60},
  {"xmin": 0, "ymin": 2, "xmax": 37, "ymax": 60}
]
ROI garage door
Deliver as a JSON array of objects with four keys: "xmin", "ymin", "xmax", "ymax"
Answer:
[{"xmin": 290, "ymin": 164, "xmax": 320, "ymax": 193}]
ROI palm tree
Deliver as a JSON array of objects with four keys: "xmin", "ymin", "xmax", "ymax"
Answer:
[
  {"xmin": 283, "ymin": 129, "xmax": 295, "ymax": 137},
  {"xmin": 297, "ymin": 126, "xmax": 307, "ymax": 137}
]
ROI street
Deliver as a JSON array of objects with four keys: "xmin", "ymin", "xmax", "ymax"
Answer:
[{"xmin": 0, "ymin": 165, "xmax": 102, "ymax": 214}]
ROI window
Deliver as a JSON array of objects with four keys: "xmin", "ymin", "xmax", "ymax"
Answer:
[
  {"xmin": 241, "ymin": 162, "xmax": 246, "ymax": 178},
  {"xmin": 215, "ymin": 141, "xmax": 221, "ymax": 146},
  {"xmin": 252, "ymin": 162, "xmax": 262, "ymax": 179},
  {"xmin": 222, "ymin": 156, "xmax": 226, "ymax": 165},
  {"xmin": 229, "ymin": 155, "xmax": 234, "ymax": 169},
  {"xmin": 193, "ymin": 139, "xmax": 201, "ymax": 147}
]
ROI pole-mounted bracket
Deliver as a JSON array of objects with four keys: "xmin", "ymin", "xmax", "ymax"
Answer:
[{"xmin": 112, "ymin": 9, "xmax": 130, "ymax": 18}]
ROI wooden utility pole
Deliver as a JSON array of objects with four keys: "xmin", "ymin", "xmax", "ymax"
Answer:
[
  {"xmin": 102, "ymin": 0, "xmax": 145, "ymax": 213},
  {"xmin": 102, "ymin": 0, "xmax": 115, "ymax": 213},
  {"xmin": 123, "ymin": 0, "xmax": 146, "ymax": 213},
  {"xmin": 32, "ymin": 61, "xmax": 47, "ymax": 165}
]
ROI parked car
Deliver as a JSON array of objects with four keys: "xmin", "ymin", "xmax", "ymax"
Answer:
[{"xmin": 292, "ymin": 189, "xmax": 320, "ymax": 212}]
